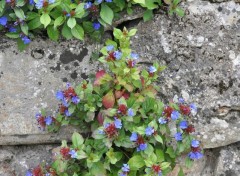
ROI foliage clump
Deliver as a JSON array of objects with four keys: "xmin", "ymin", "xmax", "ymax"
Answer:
[{"xmin": 28, "ymin": 28, "xmax": 203, "ymax": 176}]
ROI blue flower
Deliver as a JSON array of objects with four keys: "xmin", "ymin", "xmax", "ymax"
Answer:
[
  {"xmin": 145, "ymin": 126, "xmax": 154, "ymax": 136},
  {"xmin": 98, "ymin": 129, "xmax": 105, "ymax": 134},
  {"xmin": 105, "ymin": 0, "xmax": 112, "ymax": 2},
  {"xmin": 44, "ymin": 116, "xmax": 53, "ymax": 125},
  {"xmin": 93, "ymin": 22, "xmax": 101, "ymax": 30},
  {"xmin": 171, "ymin": 110, "xmax": 180, "ymax": 120},
  {"xmin": 130, "ymin": 132, "xmax": 138, "ymax": 142},
  {"xmin": 45, "ymin": 173, "xmax": 51, "ymax": 176},
  {"xmin": 158, "ymin": 171, "xmax": 162, "ymax": 176},
  {"xmin": 35, "ymin": 113, "xmax": 41, "ymax": 119},
  {"xmin": 25, "ymin": 170, "xmax": 32, "ymax": 176},
  {"xmin": 113, "ymin": 51, "xmax": 122, "ymax": 60},
  {"xmin": 174, "ymin": 132, "xmax": 182, "ymax": 141},
  {"xmin": 9, "ymin": 27, "xmax": 17, "ymax": 33},
  {"xmin": 35, "ymin": 0, "xmax": 44, "ymax": 9},
  {"xmin": 66, "ymin": 13, "xmax": 71, "ymax": 17},
  {"xmin": 6, "ymin": 0, "xmax": 11, "ymax": 3},
  {"xmin": 29, "ymin": 0, "xmax": 34, "ymax": 5},
  {"xmin": 191, "ymin": 140, "xmax": 200, "ymax": 148},
  {"xmin": 104, "ymin": 123, "xmax": 110, "ymax": 128},
  {"xmin": 178, "ymin": 98, "xmax": 184, "ymax": 103},
  {"xmin": 64, "ymin": 109, "xmax": 71, "ymax": 116},
  {"xmin": 127, "ymin": 108, "xmax": 135, "ymax": 117},
  {"xmin": 106, "ymin": 45, "xmax": 114, "ymax": 51},
  {"xmin": 158, "ymin": 117, "xmax": 167, "ymax": 124},
  {"xmin": 179, "ymin": 120, "xmax": 188, "ymax": 129},
  {"xmin": 48, "ymin": 0, "xmax": 55, "ymax": 4},
  {"xmin": 72, "ymin": 96, "xmax": 80, "ymax": 104},
  {"xmin": 0, "ymin": 16, "xmax": 7, "ymax": 26},
  {"xmin": 148, "ymin": 66, "xmax": 157, "ymax": 73},
  {"xmin": 56, "ymin": 91, "xmax": 64, "ymax": 100},
  {"xmin": 21, "ymin": 36, "xmax": 31, "ymax": 44},
  {"xmin": 137, "ymin": 143, "xmax": 147, "ymax": 151},
  {"xmin": 119, "ymin": 173, "xmax": 127, "ymax": 176},
  {"xmin": 190, "ymin": 103, "xmax": 197, "ymax": 115},
  {"xmin": 84, "ymin": 2, "xmax": 92, "ymax": 9},
  {"xmin": 121, "ymin": 164, "xmax": 130, "ymax": 172},
  {"xmin": 97, "ymin": 0, "xmax": 103, "ymax": 4},
  {"xmin": 188, "ymin": 151, "xmax": 203, "ymax": 160},
  {"xmin": 114, "ymin": 118, "xmax": 122, "ymax": 129},
  {"xmin": 130, "ymin": 53, "xmax": 139, "ymax": 60},
  {"xmin": 69, "ymin": 149, "xmax": 78, "ymax": 158}
]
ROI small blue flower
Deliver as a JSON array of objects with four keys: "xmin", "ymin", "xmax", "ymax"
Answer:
[
  {"xmin": 35, "ymin": 0, "xmax": 44, "ymax": 9},
  {"xmin": 29, "ymin": 0, "xmax": 34, "ymax": 5},
  {"xmin": 106, "ymin": 45, "xmax": 114, "ymax": 51},
  {"xmin": 179, "ymin": 120, "xmax": 188, "ymax": 129},
  {"xmin": 21, "ymin": 36, "xmax": 31, "ymax": 44},
  {"xmin": 98, "ymin": 129, "xmax": 105, "ymax": 134},
  {"xmin": 48, "ymin": 0, "xmax": 55, "ymax": 4},
  {"xmin": 145, "ymin": 126, "xmax": 154, "ymax": 136},
  {"xmin": 6, "ymin": 0, "xmax": 11, "ymax": 3},
  {"xmin": 158, "ymin": 117, "xmax": 167, "ymax": 124},
  {"xmin": 93, "ymin": 22, "xmax": 101, "ymax": 30},
  {"xmin": 84, "ymin": 2, "xmax": 92, "ymax": 9},
  {"xmin": 104, "ymin": 123, "xmax": 110, "ymax": 129},
  {"xmin": 171, "ymin": 110, "xmax": 180, "ymax": 120},
  {"xmin": 191, "ymin": 140, "xmax": 200, "ymax": 148},
  {"xmin": 66, "ymin": 13, "xmax": 71, "ymax": 17},
  {"xmin": 62, "ymin": 98, "xmax": 70, "ymax": 107},
  {"xmin": 0, "ymin": 16, "xmax": 7, "ymax": 26},
  {"xmin": 56, "ymin": 91, "xmax": 64, "ymax": 100},
  {"xmin": 105, "ymin": 0, "xmax": 112, "ymax": 2},
  {"xmin": 113, "ymin": 51, "xmax": 122, "ymax": 60},
  {"xmin": 178, "ymin": 98, "xmax": 184, "ymax": 103},
  {"xmin": 188, "ymin": 151, "xmax": 203, "ymax": 160},
  {"xmin": 130, "ymin": 53, "xmax": 139, "ymax": 60},
  {"xmin": 64, "ymin": 109, "xmax": 71, "ymax": 116},
  {"xmin": 72, "ymin": 96, "xmax": 80, "ymax": 104},
  {"xmin": 44, "ymin": 116, "xmax": 53, "ymax": 125},
  {"xmin": 69, "ymin": 149, "xmax": 78, "ymax": 158},
  {"xmin": 97, "ymin": 0, "xmax": 103, "ymax": 4},
  {"xmin": 137, "ymin": 143, "xmax": 147, "ymax": 151},
  {"xmin": 45, "ymin": 173, "xmax": 51, "ymax": 176},
  {"xmin": 174, "ymin": 132, "xmax": 182, "ymax": 141},
  {"xmin": 9, "ymin": 27, "xmax": 17, "ymax": 33},
  {"xmin": 190, "ymin": 103, "xmax": 197, "ymax": 115},
  {"xmin": 158, "ymin": 171, "xmax": 162, "ymax": 176},
  {"xmin": 114, "ymin": 118, "xmax": 122, "ymax": 129},
  {"xmin": 130, "ymin": 132, "xmax": 138, "ymax": 142},
  {"xmin": 121, "ymin": 164, "xmax": 130, "ymax": 172},
  {"xmin": 127, "ymin": 108, "xmax": 134, "ymax": 117},
  {"xmin": 35, "ymin": 113, "xmax": 41, "ymax": 119},
  {"xmin": 148, "ymin": 66, "xmax": 157, "ymax": 73},
  {"xmin": 25, "ymin": 170, "xmax": 32, "ymax": 176}
]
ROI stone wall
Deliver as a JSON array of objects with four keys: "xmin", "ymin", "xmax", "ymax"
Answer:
[{"xmin": 0, "ymin": 0, "xmax": 239, "ymax": 175}]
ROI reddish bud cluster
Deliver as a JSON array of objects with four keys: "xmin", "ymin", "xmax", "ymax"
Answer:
[
  {"xmin": 136, "ymin": 135, "xmax": 145, "ymax": 145},
  {"xmin": 128, "ymin": 60, "xmax": 135, "ymax": 68},
  {"xmin": 106, "ymin": 52, "xmax": 115, "ymax": 62},
  {"xmin": 37, "ymin": 116, "xmax": 46, "ymax": 129},
  {"xmin": 105, "ymin": 123, "xmax": 118, "ymax": 138},
  {"xmin": 151, "ymin": 165, "xmax": 161, "ymax": 174},
  {"xmin": 43, "ymin": 1, "xmax": 49, "ymax": 8},
  {"xmin": 118, "ymin": 104, "xmax": 127, "ymax": 115},
  {"xmin": 148, "ymin": 72, "xmax": 154, "ymax": 77},
  {"xmin": 70, "ymin": 10, "xmax": 75, "ymax": 17},
  {"xmin": 191, "ymin": 146, "xmax": 201, "ymax": 153},
  {"xmin": 32, "ymin": 166, "xmax": 43, "ymax": 176},
  {"xmin": 64, "ymin": 87, "xmax": 77, "ymax": 101},
  {"xmin": 163, "ymin": 106, "xmax": 174, "ymax": 119},
  {"xmin": 185, "ymin": 124, "xmax": 195, "ymax": 134},
  {"xmin": 90, "ymin": 5, "xmax": 99, "ymax": 17},
  {"xmin": 179, "ymin": 104, "xmax": 191, "ymax": 115},
  {"xmin": 60, "ymin": 147, "xmax": 71, "ymax": 160}
]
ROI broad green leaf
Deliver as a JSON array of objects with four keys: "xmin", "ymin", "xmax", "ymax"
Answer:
[
  {"xmin": 100, "ymin": 4, "xmax": 114, "ymax": 25},
  {"xmin": 5, "ymin": 33, "xmax": 19, "ymax": 39},
  {"xmin": 62, "ymin": 23, "xmax": 73, "ymax": 39},
  {"xmin": 54, "ymin": 16, "xmax": 64, "ymax": 29},
  {"xmin": 178, "ymin": 167, "xmax": 185, "ymax": 176},
  {"xmin": 156, "ymin": 149, "xmax": 165, "ymax": 162},
  {"xmin": 128, "ymin": 29, "xmax": 137, "ymax": 36},
  {"xmin": 154, "ymin": 135, "xmax": 163, "ymax": 144},
  {"xmin": 133, "ymin": 0, "xmax": 145, "ymax": 4},
  {"xmin": 28, "ymin": 17, "xmax": 42, "ymax": 30},
  {"xmin": 175, "ymin": 7, "xmax": 185, "ymax": 17},
  {"xmin": 71, "ymin": 24, "xmax": 84, "ymax": 40},
  {"xmin": 20, "ymin": 23, "xmax": 28, "ymax": 35},
  {"xmin": 16, "ymin": 0, "xmax": 25, "ymax": 7},
  {"xmin": 26, "ymin": 12, "xmax": 39, "ymax": 21},
  {"xmin": 114, "ymin": 0, "xmax": 125, "ymax": 10},
  {"xmin": 161, "ymin": 162, "xmax": 171, "ymax": 170},
  {"xmin": 128, "ymin": 155, "xmax": 145, "ymax": 170},
  {"xmin": 47, "ymin": 25, "xmax": 59, "ymax": 41},
  {"xmin": 113, "ymin": 28, "xmax": 122, "ymax": 39},
  {"xmin": 17, "ymin": 38, "xmax": 27, "ymax": 51},
  {"xmin": 40, "ymin": 13, "xmax": 51, "ymax": 28},
  {"xmin": 14, "ymin": 8, "xmax": 25, "ymax": 20},
  {"xmin": 143, "ymin": 10, "xmax": 153, "ymax": 22},
  {"xmin": 185, "ymin": 157, "xmax": 193, "ymax": 168},
  {"xmin": 166, "ymin": 146, "xmax": 175, "ymax": 158},
  {"xmin": 67, "ymin": 17, "xmax": 76, "ymax": 29},
  {"xmin": 72, "ymin": 132, "xmax": 84, "ymax": 148}
]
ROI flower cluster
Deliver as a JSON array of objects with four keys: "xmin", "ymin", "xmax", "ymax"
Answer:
[
  {"xmin": 130, "ymin": 133, "xmax": 147, "ymax": 151},
  {"xmin": 188, "ymin": 140, "xmax": 203, "ymax": 160},
  {"xmin": 35, "ymin": 113, "xmax": 55, "ymax": 130}
]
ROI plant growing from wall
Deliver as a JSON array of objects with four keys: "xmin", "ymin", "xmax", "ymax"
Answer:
[
  {"xmin": 0, "ymin": 0, "xmax": 184, "ymax": 50},
  {"xmin": 27, "ymin": 28, "xmax": 203, "ymax": 176}
]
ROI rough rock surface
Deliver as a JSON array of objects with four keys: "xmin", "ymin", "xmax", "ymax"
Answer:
[{"xmin": 0, "ymin": 0, "xmax": 239, "ymax": 175}]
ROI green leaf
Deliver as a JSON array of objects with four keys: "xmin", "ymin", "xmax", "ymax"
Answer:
[
  {"xmin": 156, "ymin": 149, "xmax": 165, "ymax": 162},
  {"xmin": 142, "ymin": 97, "xmax": 155, "ymax": 113},
  {"xmin": 178, "ymin": 167, "xmax": 185, "ymax": 176},
  {"xmin": 28, "ymin": 17, "xmax": 42, "ymax": 30},
  {"xmin": 5, "ymin": 33, "xmax": 19, "ymax": 39},
  {"xmin": 185, "ymin": 157, "xmax": 193, "ymax": 168},
  {"xmin": 54, "ymin": 16, "xmax": 64, "ymax": 29},
  {"xmin": 16, "ymin": 0, "xmax": 25, "ymax": 6},
  {"xmin": 133, "ymin": 0, "xmax": 145, "ymax": 4},
  {"xmin": 175, "ymin": 7, "xmax": 185, "ymax": 17},
  {"xmin": 26, "ymin": 12, "xmax": 39, "ymax": 21},
  {"xmin": 154, "ymin": 135, "xmax": 163, "ymax": 144},
  {"xmin": 47, "ymin": 25, "xmax": 59, "ymax": 41},
  {"xmin": 144, "ymin": 144, "xmax": 154, "ymax": 156},
  {"xmin": 83, "ymin": 21, "xmax": 94, "ymax": 33},
  {"xmin": 143, "ymin": 10, "xmax": 153, "ymax": 22},
  {"xmin": 67, "ymin": 17, "xmax": 76, "ymax": 29},
  {"xmin": 128, "ymin": 29, "xmax": 137, "ymax": 36},
  {"xmin": 20, "ymin": 23, "xmax": 28, "ymax": 35},
  {"xmin": 62, "ymin": 23, "xmax": 73, "ymax": 39},
  {"xmin": 72, "ymin": 132, "xmax": 84, "ymax": 148},
  {"xmin": 71, "ymin": 24, "xmax": 84, "ymax": 40},
  {"xmin": 166, "ymin": 146, "xmax": 175, "ymax": 158},
  {"xmin": 128, "ymin": 155, "xmax": 145, "ymax": 170},
  {"xmin": 17, "ymin": 38, "xmax": 27, "ymax": 51},
  {"xmin": 40, "ymin": 13, "xmax": 51, "ymax": 28},
  {"xmin": 14, "ymin": 8, "xmax": 25, "ymax": 20},
  {"xmin": 161, "ymin": 162, "xmax": 171, "ymax": 170},
  {"xmin": 100, "ymin": 4, "xmax": 114, "ymax": 25},
  {"xmin": 114, "ymin": 0, "xmax": 125, "ymax": 10},
  {"xmin": 173, "ymin": 0, "xmax": 181, "ymax": 5}
]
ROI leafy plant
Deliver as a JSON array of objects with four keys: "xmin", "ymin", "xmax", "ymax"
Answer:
[
  {"xmin": 0, "ymin": 0, "xmax": 184, "ymax": 50},
  {"xmin": 28, "ymin": 28, "xmax": 203, "ymax": 176}
]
